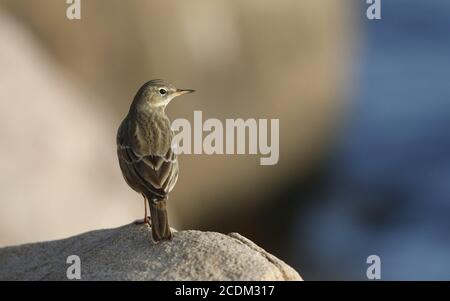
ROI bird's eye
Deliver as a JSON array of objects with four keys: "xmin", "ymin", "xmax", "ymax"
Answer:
[{"xmin": 159, "ymin": 88, "xmax": 167, "ymax": 95}]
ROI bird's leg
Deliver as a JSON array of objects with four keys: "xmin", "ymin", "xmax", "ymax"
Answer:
[{"xmin": 134, "ymin": 195, "xmax": 151, "ymax": 226}]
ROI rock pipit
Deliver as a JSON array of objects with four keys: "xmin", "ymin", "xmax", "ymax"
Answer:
[{"xmin": 116, "ymin": 80, "xmax": 194, "ymax": 242}]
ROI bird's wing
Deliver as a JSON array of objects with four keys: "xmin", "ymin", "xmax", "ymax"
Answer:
[
  {"xmin": 119, "ymin": 146, "xmax": 178, "ymax": 197},
  {"xmin": 117, "ymin": 143, "xmax": 175, "ymax": 170},
  {"xmin": 117, "ymin": 120, "xmax": 178, "ymax": 197}
]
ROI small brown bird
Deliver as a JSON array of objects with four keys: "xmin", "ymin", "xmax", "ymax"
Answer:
[{"xmin": 116, "ymin": 79, "xmax": 194, "ymax": 242}]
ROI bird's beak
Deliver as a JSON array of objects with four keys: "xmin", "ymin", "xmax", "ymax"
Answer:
[{"xmin": 174, "ymin": 89, "xmax": 195, "ymax": 97}]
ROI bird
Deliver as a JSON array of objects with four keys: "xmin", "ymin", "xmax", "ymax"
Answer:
[{"xmin": 116, "ymin": 79, "xmax": 194, "ymax": 242}]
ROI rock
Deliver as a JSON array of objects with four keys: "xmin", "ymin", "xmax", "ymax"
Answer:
[{"xmin": 0, "ymin": 223, "xmax": 302, "ymax": 281}]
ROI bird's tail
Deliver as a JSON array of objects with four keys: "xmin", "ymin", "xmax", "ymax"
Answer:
[{"xmin": 148, "ymin": 198, "xmax": 172, "ymax": 242}]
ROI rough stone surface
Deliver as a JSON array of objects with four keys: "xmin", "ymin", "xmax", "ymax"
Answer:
[{"xmin": 0, "ymin": 224, "xmax": 302, "ymax": 281}]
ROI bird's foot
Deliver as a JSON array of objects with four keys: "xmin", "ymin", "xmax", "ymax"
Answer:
[{"xmin": 134, "ymin": 217, "xmax": 151, "ymax": 226}]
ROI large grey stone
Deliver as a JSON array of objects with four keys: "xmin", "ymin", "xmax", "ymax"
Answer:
[{"xmin": 0, "ymin": 224, "xmax": 301, "ymax": 281}]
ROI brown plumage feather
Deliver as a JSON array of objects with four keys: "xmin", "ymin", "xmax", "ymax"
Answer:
[{"xmin": 117, "ymin": 105, "xmax": 178, "ymax": 241}]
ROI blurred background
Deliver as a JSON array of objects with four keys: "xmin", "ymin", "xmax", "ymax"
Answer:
[{"xmin": 0, "ymin": 0, "xmax": 449, "ymax": 280}]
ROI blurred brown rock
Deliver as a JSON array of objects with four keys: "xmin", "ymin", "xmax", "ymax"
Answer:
[{"xmin": 0, "ymin": 10, "xmax": 140, "ymax": 246}]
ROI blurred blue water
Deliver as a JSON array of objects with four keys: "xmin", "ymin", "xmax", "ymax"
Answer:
[{"xmin": 294, "ymin": 0, "xmax": 450, "ymax": 280}]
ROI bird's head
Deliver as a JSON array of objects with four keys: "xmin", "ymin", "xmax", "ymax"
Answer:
[{"xmin": 134, "ymin": 79, "xmax": 194, "ymax": 111}]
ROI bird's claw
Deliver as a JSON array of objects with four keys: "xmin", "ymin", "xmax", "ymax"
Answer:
[{"xmin": 134, "ymin": 217, "xmax": 151, "ymax": 226}]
